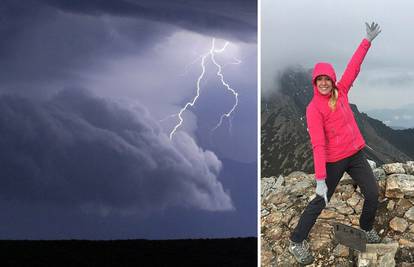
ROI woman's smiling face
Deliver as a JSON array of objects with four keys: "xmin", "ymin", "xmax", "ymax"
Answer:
[{"xmin": 315, "ymin": 75, "xmax": 333, "ymax": 95}]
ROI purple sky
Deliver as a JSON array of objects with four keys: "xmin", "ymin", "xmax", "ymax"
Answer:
[{"xmin": 0, "ymin": 0, "xmax": 257, "ymax": 239}]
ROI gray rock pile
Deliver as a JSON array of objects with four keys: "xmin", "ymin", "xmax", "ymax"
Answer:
[{"xmin": 261, "ymin": 161, "xmax": 414, "ymax": 266}]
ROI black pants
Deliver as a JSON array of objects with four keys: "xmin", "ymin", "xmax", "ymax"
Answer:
[{"xmin": 290, "ymin": 150, "xmax": 379, "ymax": 243}]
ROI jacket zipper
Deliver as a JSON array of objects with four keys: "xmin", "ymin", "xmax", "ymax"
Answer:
[{"xmin": 339, "ymin": 99, "xmax": 358, "ymax": 150}]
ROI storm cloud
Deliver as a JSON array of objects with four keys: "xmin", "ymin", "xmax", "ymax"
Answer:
[
  {"xmin": 37, "ymin": 0, "xmax": 257, "ymax": 42},
  {"xmin": 0, "ymin": 0, "xmax": 257, "ymax": 104},
  {"xmin": 0, "ymin": 1, "xmax": 175, "ymax": 98},
  {"xmin": 0, "ymin": 88, "xmax": 233, "ymax": 216},
  {"xmin": 0, "ymin": 0, "xmax": 256, "ymax": 239}
]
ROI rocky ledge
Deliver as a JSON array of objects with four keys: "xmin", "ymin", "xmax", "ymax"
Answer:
[{"xmin": 261, "ymin": 161, "xmax": 414, "ymax": 266}]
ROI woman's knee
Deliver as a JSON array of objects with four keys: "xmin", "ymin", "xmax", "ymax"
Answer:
[{"xmin": 364, "ymin": 183, "xmax": 379, "ymax": 203}]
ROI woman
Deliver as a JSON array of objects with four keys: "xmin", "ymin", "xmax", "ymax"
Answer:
[{"xmin": 288, "ymin": 22, "xmax": 382, "ymax": 265}]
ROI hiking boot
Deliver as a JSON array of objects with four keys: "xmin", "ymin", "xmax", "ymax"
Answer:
[
  {"xmin": 364, "ymin": 228, "xmax": 381, "ymax": 243},
  {"xmin": 288, "ymin": 239, "xmax": 314, "ymax": 265}
]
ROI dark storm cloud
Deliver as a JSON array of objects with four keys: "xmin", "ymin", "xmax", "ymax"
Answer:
[
  {"xmin": 0, "ymin": 88, "xmax": 233, "ymax": 215},
  {"xmin": 37, "ymin": 0, "xmax": 257, "ymax": 42},
  {"xmin": 0, "ymin": 1, "xmax": 173, "ymax": 97},
  {"xmin": 0, "ymin": 0, "xmax": 255, "ymax": 98}
]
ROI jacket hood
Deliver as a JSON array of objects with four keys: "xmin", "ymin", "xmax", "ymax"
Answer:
[{"xmin": 312, "ymin": 62, "xmax": 337, "ymax": 97}]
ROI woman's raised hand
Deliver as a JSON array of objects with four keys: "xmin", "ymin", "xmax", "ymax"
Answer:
[{"xmin": 366, "ymin": 22, "xmax": 381, "ymax": 42}]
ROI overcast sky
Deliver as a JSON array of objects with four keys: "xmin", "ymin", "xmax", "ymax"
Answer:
[
  {"xmin": 0, "ymin": 0, "xmax": 257, "ymax": 239},
  {"xmin": 262, "ymin": 0, "xmax": 414, "ymax": 111}
]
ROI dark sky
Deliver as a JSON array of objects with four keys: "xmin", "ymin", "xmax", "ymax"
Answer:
[{"xmin": 0, "ymin": 0, "xmax": 257, "ymax": 239}]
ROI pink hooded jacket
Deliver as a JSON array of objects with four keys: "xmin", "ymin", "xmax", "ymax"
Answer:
[{"xmin": 306, "ymin": 38, "xmax": 371, "ymax": 180}]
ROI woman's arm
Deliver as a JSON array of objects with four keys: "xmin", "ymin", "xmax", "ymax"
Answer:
[
  {"xmin": 337, "ymin": 22, "xmax": 381, "ymax": 94},
  {"xmin": 307, "ymin": 104, "xmax": 329, "ymax": 204},
  {"xmin": 306, "ymin": 104, "xmax": 326, "ymax": 180},
  {"xmin": 336, "ymin": 39, "xmax": 371, "ymax": 94}
]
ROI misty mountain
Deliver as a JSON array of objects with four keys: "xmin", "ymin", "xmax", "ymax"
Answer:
[
  {"xmin": 365, "ymin": 104, "xmax": 414, "ymax": 129},
  {"xmin": 261, "ymin": 66, "xmax": 414, "ymax": 177}
]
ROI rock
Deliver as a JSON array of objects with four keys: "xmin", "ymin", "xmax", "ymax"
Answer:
[
  {"xmin": 404, "ymin": 207, "xmax": 414, "ymax": 222},
  {"xmin": 385, "ymin": 174, "xmax": 414, "ymax": 198},
  {"xmin": 354, "ymin": 199, "xmax": 364, "ymax": 214},
  {"xmin": 397, "ymin": 199, "xmax": 414, "ymax": 214},
  {"xmin": 319, "ymin": 209, "xmax": 337, "ymax": 219},
  {"xmin": 399, "ymin": 238, "xmax": 414, "ymax": 248},
  {"xmin": 265, "ymin": 211, "xmax": 283, "ymax": 225},
  {"xmin": 336, "ymin": 204, "xmax": 354, "ymax": 215},
  {"xmin": 267, "ymin": 192, "xmax": 289, "ymax": 205},
  {"xmin": 333, "ymin": 244, "xmax": 349, "ymax": 257},
  {"xmin": 329, "ymin": 192, "xmax": 342, "ymax": 204},
  {"xmin": 261, "ymin": 208, "xmax": 270, "ymax": 217},
  {"xmin": 389, "ymin": 217, "xmax": 409, "ymax": 232},
  {"xmin": 268, "ymin": 227, "xmax": 284, "ymax": 241},
  {"xmin": 261, "ymin": 177, "xmax": 274, "ymax": 197},
  {"xmin": 349, "ymin": 215, "xmax": 360, "ymax": 226},
  {"xmin": 378, "ymin": 252, "xmax": 396, "ymax": 267},
  {"xmin": 274, "ymin": 175, "xmax": 284, "ymax": 188},
  {"xmin": 271, "ymin": 243, "xmax": 284, "ymax": 259},
  {"xmin": 339, "ymin": 172, "xmax": 353, "ymax": 185},
  {"xmin": 280, "ymin": 209, "xmax": 296, "ymax": 225},
  {"xmin": 276, "ymin": 250, "xmax": 297, "ymax": 266},
  {"xmin": 285, "ymin": 171, "xmax": 311, "ymax": 185},
  {"xmin": 309, "ymin": 221, "xmax": 332, "ymax": 251},
  {"xmin": 382, "ymin": 237, "xmax": 395, "ymax": 244},
  {"xmin": 283, "ymin": 172, "xmax": 314, "ymax": 197},
  {"xmin": 337, "ymin": 184, "xmax": 356, "ymax": 200},
  {"xmin": 378, "ymin": 180, "xmax": 387, "ymax": 197},
  {"xmin": 357, "ymin": 243, "xmax": 399, "ymax": 267},
  {"xmin": 288, "ymin": 179, "xmax": 313, "ymax": 196},
  {"xmin": 404, "ymin": 161, "xmax": 414, "ymax": 175},
  {"xmin": 260, "ymin": 244, "xmax": 275, "ymax": 267},
  {"xmin": 358, "ymin": 258, "xmax": 370, "ymax": 267},
  {"xmin": 347, "ymin": 192, "xmax": 362, "ymax": 207},
  {"xmin": 387, "ymin": 200, "xmax": 396, "ymax": 211},
  {"xmin": 368, "ymin": 159, "xmax": 377, "ymax": 169},
  {"xmin": 288, "ymin": 216, "xmax": 299, "ymax": 229},
  {"xmin": 409, "ymin": 224, "xmax": 414, "ymax": 233},
  {"xmin": 373, "ymin": 168, "xmax": 386, "ymax": 180},
  {"xmin": 261, "ymin": 176, "xmax": 284, "ymax": 197},
  {"xmin": 382, "ymin": 163, "xmax": 406, "ymax": 174},
  {"xmin": 399, "ymin": 248, "xmax": 414, "ymax": 267}
]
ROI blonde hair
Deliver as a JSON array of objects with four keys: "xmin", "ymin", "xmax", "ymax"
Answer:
[{"xmin": 328, "ymin": 87, "xmax": 338, "ymax": 111}]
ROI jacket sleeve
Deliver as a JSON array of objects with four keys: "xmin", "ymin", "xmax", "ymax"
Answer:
[
  {"xmin": 306, "ymin": 104, "xmax": 327, "ymax": 180},
  {"xmin": 337, "ymin": 38, "xmax": 371, "ymax": 94}
]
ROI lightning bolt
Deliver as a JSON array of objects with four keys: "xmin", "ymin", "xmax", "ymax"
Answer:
[
  {"xmin": 210, "ymin": 40, "xmax": 239, "ymax": 133},
  {"xmin": 169, "ymin": 46, "xmax": 209, "ymax": 140},
  {"xmin": 169, "ymin": 38, "xmax": 240, "ymax": 140}
]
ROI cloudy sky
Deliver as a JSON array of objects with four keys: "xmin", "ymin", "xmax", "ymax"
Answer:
[
  {"xmin": 0, "ymin": 0, "xmax": 257, "ymax": 239},
  {"xmin": 262, "ymin": 0, "xmax": 414, "ymax": 111}
]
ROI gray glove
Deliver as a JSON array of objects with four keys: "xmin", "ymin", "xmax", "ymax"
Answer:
[
  {"xmin": 316, "ymin": 180, "xmax": 328, "ymax": 206},
  {"xmin": 365, "ymin": 22, "xmax": 381, "ymax": 42}
]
